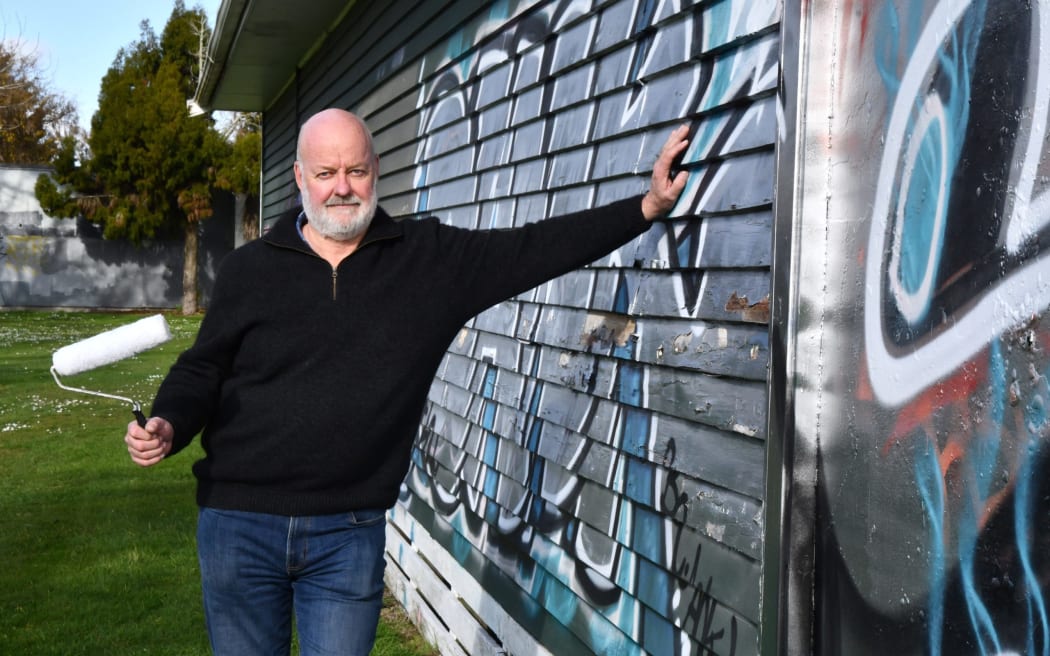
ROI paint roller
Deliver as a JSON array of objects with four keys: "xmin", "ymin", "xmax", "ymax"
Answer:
[{"xmin": 50, "ymin": 314, "xmax": 172, "ymax": 427}]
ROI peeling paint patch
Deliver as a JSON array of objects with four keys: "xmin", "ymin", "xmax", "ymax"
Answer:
[
  {"xmin": 732, "ymin": 422, "xmax": 759, "ymax": 437},
  {"xmin": 581, "ymin": 312, "xmax": 636, "ymax": 349},
  {"xmin": 725, "ymin": 292, "xmax": 771, "ymax": 323},
  {"xmin": 672, "ymin": 332, "xmax": 693, "ymax": 353},
  {"xmin": 705, "ymin": 522, "xmax": 727, "ymax": 541}
]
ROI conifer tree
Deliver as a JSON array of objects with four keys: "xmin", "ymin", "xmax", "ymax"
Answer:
[{"xmin": 36, "ymin": 1, "xmax": 225, "ymax": 314}]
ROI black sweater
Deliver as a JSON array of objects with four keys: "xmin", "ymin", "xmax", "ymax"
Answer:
[{"xmin": 152, "ymin": 196, "xmax": 652, "ymax": 515}]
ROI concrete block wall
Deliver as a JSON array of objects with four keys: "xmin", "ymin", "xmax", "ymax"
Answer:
[{"xmin": 0, "ymin": 166, "xmax": 232, "ymax": 309}]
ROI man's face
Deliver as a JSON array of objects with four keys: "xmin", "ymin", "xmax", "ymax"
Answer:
[{"xmin": 295, "ymin": 117, "xmax": 379, "ymax": 243}]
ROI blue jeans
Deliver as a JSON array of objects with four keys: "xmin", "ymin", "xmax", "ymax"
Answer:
[{"xmin": 196, "ymin": 507, "xmax": 387, "ymax": 656}]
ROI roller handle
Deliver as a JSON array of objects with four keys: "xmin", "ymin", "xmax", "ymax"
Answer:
[{"xmin": 133, "ymin": 405, "xmax": 147, "ymax": 428}]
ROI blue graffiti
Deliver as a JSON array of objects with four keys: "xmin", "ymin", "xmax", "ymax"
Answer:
[
  {"xmin": 873, "ymin": 2, "xmax": 1050, "ymax": 651},
  {"xmin": 876, "ymin": 0, "xmax": 986, "ymax": 326},
  {"xmin": 954, "ymin": 339, "xmax": 1004, "ymax": 656},
  {"xmin": 916, "ymin": 437, "xmax": 947, "ymax": 656},
  {"xmin": 915, "ymin": 337, "xmax": 1050, "ymax": 655},
  {"xmin": 1018, "ymin": 369, "xmax": 1050, "ymax": 656}
]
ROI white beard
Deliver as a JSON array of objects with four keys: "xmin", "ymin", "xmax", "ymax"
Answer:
[{"xmin": 301, "ymin": 186, "xmax": 377, "ymax": 242}]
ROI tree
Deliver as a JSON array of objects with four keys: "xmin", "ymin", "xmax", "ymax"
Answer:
[
  {"xmin": 33, "ymin": 133, "xmax": 101, "ymax": 218},
  {"xmin": 216, "ymin": 112, "xmax": 262, "ymax": 242},
  {"xmin": 0, "ymin": 33, "xmax": 78, "ymax": 164},
  {"xmin": 36, "ymin": 1, "xmax": 223, "ymax": 314}
]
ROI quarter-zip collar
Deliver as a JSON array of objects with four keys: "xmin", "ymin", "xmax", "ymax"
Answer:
[{"xmin": 262, "ymin": 205, "xmax": 404, "ymax": 256}]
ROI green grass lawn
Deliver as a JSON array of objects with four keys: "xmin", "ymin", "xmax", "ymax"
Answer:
[{"xmin": 0, "ymin": 310, "xmax": 436, "ymax": 656}]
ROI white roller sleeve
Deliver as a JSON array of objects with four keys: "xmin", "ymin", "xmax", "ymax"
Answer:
[{"xmin": 52, "ymin": 314, "xmax": 172, "ymax": 376}]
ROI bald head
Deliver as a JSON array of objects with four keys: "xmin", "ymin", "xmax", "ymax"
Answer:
[{"xmin": 296, "ymin": 109, "xmax": 376, "ymax": 162}]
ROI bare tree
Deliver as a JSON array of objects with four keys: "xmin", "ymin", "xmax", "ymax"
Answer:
[{"xmin": 0, "ymin": 29, "xmax": 78, "ymax": 164}]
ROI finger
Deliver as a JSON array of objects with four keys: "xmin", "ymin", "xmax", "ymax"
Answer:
[
  {"xmin": 130, "ymin": 452, "xmax": 163, "ymax": 467},
  {"xmin": 127, "ymin": 419, "xmax": 146, "ymax": 439},
  {"xmin": 125, "ymin": 424, "xmax": 155, "ymax": 444},
  {"xmin": 126, "ymin": 432, "xmax": 157, "ymax": 447},
  {"xmin": 145, "ymin": 417, "xmax": 174, "ymax": 441},
  {"xmin": 127, "ymin": 420, "xmax": 163, "ymax": 444},
  {"xmin": 654, "ymin": 127, "xmax": 690, "ymax": 180},
  {"xmin": 660, "ymin": 124, "xmax": 689, "ymax": 153},
  {"xmin": 663, "ymin": 132, "xmax": 690, "ymax": 165},
  {"xmin": 128, "ymin": 441, "xmax": 166, "ymax": 464},
  {"xmin": 663, "ymin": 123, "xmax": 689, "ymax": 151},
  {"xmin": 670, "ymin": 165, "xmax": 690, "ymax": 193},
  {"xmin": 130, "ymin": 448, "xmax": 163, "ymax": 462},
  {"xmin": 652, "ymin": 166, "xmax": 688, "ymax": 201},
  {"xmin": 125, "ymin": 431, "xmax": 164, "ymax": 455}
]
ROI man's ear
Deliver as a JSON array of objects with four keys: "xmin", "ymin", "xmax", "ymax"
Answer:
[{"xmin": 293, "ymin": 161, "xmax": 304, "ymax": 189}]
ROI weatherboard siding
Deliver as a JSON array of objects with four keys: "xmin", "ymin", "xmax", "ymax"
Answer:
[{"xmin": 258, "ymin": 1, "xmax": 776, "ymax": 653}]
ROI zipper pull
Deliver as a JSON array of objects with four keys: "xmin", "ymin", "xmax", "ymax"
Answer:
[{"xmin": 331, "ymin": 269, "xmax": 338, "ymax": 300}]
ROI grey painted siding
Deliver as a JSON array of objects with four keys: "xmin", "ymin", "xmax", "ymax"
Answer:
[{"xmin": 258, "ymin": 1, "xmax": 777, "ymax": 653}]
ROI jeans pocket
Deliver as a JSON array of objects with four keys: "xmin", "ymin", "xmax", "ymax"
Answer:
[{"xmin": 347, "ymin": 508, "xmax": 386, "ymax": 527}]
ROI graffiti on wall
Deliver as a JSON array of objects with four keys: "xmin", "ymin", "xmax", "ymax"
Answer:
[
  {"xmin": 819, "ymin": 1, "xmax": 1050, "ymax": 653},
  {"xmin": 392, "ymin": 0, "xmax": 777, "ymax": 654}
]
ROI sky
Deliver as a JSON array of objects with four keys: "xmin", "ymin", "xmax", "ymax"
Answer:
[{"xmin": 1, "ymin": 0, "xmax": 223, "ymax": 128}]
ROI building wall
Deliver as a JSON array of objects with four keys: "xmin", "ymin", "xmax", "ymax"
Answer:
[
  {"xmin": 260, "ymin": 1, "xmax": 778, "ymax": 654},
  {"xmin": 0, "ymin": 167, "xmax": 232, "ymax": 309},
  {"xmin": 788, "ymin": 1, "xmax": 1050, "ymax": 654}
]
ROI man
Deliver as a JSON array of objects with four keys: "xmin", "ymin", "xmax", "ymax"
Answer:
[{"xmin": 124, "ymin": 108, "xmax": 689, "ymax": 655}]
